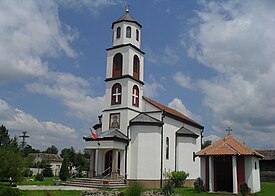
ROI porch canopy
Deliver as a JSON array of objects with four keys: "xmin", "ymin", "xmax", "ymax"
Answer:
[
  {"xmin": 196, "ymin": 135, "xmax": 263, "ymax": 194},
  {"xmin": 84, "ymin": 129, "xmax": 129, "ymax": 179}
]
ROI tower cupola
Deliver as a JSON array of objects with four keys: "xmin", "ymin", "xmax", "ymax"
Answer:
[{"xmin": 112, "ymin": 8, "xmax": 142, "ymax": 48}]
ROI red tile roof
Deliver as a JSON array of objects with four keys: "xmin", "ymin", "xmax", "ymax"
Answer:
[
  {"xmin": 196, "ymin": 135, "xmax": 263, "ymax": 157},
  {"xmin": 143, "ymin": 96, "xmax": 203, "ymax": 129}
]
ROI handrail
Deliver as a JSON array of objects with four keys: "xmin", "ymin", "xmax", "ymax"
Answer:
[{"xmin": 100, "ymin": 167, "xmax": 111, "ymax": 176}]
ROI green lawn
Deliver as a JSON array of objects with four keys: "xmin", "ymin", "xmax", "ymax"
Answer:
[
  {"xmin": 21, "ymin": 190, "xmax": 81, "ymax": 196},
  {"xmin": 16, "ymin": 182, "xmax": 275, "ymax": 195}
]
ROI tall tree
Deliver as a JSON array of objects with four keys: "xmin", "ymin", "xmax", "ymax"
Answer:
[
  {"xmin": 0, "ymin": 125, "xmax": 25, "ymax": 182},
  {"xmin": 0, "ymin": 125, "xmax": 11, "ymax": 146},
  {"xmin": 59, "ymin": 153, "xmax": 69, "ymax": 181},
  {"xmin": 202, "ymin": 140, "xmax": 212, "ymax": 149},
  {"xmin": 44, "ymin": 145, "xmax": 58, "ymax": 154}
]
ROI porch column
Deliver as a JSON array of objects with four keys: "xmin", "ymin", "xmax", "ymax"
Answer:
[
  {"xmin": 111, "ymin": 149, "xmax": 119, "ymax": 179},
  {"xmin": 88, "ymin": 149, "xmax": 95, "ymax": 177},
  {"xmin": 209, "ymin": 156, "xmax": 214, "ymax": 192},
  {"xmin": 232, "ymin": 156, "xmax": 238, "ymax": 194}
]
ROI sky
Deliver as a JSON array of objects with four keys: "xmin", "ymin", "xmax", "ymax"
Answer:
[{"xmin": 1, "ymin": 0, "xmax": 275, "ymax": 152}]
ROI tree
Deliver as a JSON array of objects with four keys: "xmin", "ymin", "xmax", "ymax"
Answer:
[
  {"xmin": 61, "ymin": 147, "xmax": 76, "ymax": 170},
  {"xmin": 44, "ymin": 145, "xmax": 58, "ymax": 154},
  {"xmin": 23, "ymin": 144, "xmax": 40, "ymax": 157},
  {"xmin": 202, "ymin": 140, "xmax": 212, "ymax": 149},
  {"xmin": 0, "ymin": 125, "xmax": 11, "ymax": 146},
  {"xmin": 42, "ymin": 164, "xmax": 53, "ymax": 177},
  {"xmin": 0, "ymin": 125, "xmax": 25, "ymax": 182},
  {"xmin": 59, "ymin": 153, "xmax": 69, "ymax": 181},
  {"xmin": 74, "ymin": 152, "xmax": 89, "ymax": 177}
]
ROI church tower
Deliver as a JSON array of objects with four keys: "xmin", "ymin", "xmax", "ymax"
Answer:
[{"xmin": 101, "ymin": 8, "xmax": 145, "ymax": 135}]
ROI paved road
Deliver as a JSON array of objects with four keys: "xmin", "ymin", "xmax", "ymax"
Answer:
[{"xmin": 17, "ymin": 185, "xmax": 96, "ymax": 190}]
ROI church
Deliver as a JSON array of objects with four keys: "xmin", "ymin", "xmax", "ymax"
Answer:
[{"xmin": 83, "ymin": 9, "xmax": 204, "ymax": 188}]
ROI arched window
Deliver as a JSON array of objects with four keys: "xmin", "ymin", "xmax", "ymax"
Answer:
[
  {"xmin": 136, "ymin": 29, "xmax": 139, "ymax": 41},
  {"xmin": 166, "ymin": 137, "xmax": 169, "ymax": 160},
  {"xmin": 132, "ymin": 85, "xmax": 139, "ymax": 107},
  {"xmin": 112, "ymin": 53, "xmax": 123, "ymax": 78},
  {"xmin": 111, "ymin": 83, "xmax": 122, "ymax": 105},
  {"xmin": 133, "ymin": 55, "xmax": 140, "ymax": 80},
  {"xmin": 116, "ymin": 27, "xmax": 121, "ymax": 39},
  {"xmin": 126, "ymin": 26, "xmax": 131, "ymax": 38}
]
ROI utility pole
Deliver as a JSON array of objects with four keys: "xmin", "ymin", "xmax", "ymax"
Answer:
[{"xmin": 19, "ymin": 131, "xmax": 29, "ymax": 148}]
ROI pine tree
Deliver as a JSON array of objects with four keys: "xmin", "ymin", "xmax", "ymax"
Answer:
[{"xmin": 59, "ymin": 153, "xmax": 69, "ymax": 181}]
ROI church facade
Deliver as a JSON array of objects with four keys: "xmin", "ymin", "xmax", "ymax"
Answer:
[{"xmin": 84, "ymin": 9, "xmax": 204, "ymax": 188}]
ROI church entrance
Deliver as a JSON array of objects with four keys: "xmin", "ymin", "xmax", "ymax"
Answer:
[
  {"xmin": 104, "ymin": 150, "xmax": 120, "ymax": 176},
  {"xmin": 214, "ymin": 156, "xmax": 233, "ymax": 192}
]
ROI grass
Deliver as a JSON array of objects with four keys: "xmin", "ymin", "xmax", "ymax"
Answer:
[
  {"xmin": 16, "ymin": 181, "xmax": 275, "ymax": 196},
  {"xmin": 255, "ymin": 182, "xmax": 275, "ymax": 196},
  {"xmin": 21, "ymin": 190, "xmax": 81, "ymax": 196},
  {"xmin": 18, "ymin": 177, "xmax": 61, "ymax": 186}
]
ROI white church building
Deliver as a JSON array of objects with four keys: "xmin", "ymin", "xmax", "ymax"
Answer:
[{"xmin": 83, "ymin": 9, "xmax": 204, "ymax": 188}]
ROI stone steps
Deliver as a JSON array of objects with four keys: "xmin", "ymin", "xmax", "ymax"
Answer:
[{"xmin": 66, "ymin": 177, "xmax": 127, "ymax": 189}]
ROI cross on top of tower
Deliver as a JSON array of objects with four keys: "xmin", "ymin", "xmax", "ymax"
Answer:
[
  {"xmin": 125, "ymin": 5, "xmax": 129, "ymax": 13},
  {"xmin": 226, "ymin": 127, "xmax": 232, "ymax": 135}
]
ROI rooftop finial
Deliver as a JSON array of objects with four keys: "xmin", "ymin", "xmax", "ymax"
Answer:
[
  {"xmin": 226, "ymin": 127, "xmax": 232, "ymax": 135},
  {"xmin": 125, "ymin": 5, "xmax": 129, "ymax": 13}
]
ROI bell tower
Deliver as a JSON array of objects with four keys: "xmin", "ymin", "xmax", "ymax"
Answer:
[{"xmin": 101, "ymin": 9, "xmax": 145, "ymax": 135}]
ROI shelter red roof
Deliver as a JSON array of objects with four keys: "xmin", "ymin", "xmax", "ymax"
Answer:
[{"xmin": 196, "ymin": 135, "xmax": 263, "ymax": 157}]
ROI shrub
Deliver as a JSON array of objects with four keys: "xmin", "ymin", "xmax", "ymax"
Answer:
[
  {"xmin": 170, "ymin": 171, "xmax": 189, "ymax": 188},
  {"xmin": 126, "ymin": 182, "xmax": 144, "ymax": 196},
  {"xmin": 35, "ymin": 173, "xmax": 44, "ymax": 181},
  {"xmin": 22, "ymin": 168, "xmax": 33, "ymax": 177},
  {"xmin": 162, "ymin": 181, "xmax": 174, "ymax": 196},
  {"xmin": 42, "ymin": 164, "xmax": 53, "ymax": 177},
  {"xmin": 194, "ymin": 177, "xmax": 204, "ymax": 192},
  {"xmin": 0, "ymin": 186, "xmax": 21, "ymax": 196},
  {"xmin": 59, "ymin": 154, "xmax": 69, "ymax": 181},
  {"xmin": 240, "ymin": 182, "xmax": 250, "ymax": 196}
]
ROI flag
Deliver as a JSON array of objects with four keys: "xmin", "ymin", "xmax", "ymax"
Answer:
[{"xmin": 90, "ymin": 128, "xmax": 98, "ymax": 139}]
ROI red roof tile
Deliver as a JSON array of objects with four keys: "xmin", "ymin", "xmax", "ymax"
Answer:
[
  {"xmin": 196, "ymin": 135, "xmax": 263, "ymax": 157},
  {"xmin": 143, "ymin": 96, "xmax": 203, "ymax": 129}
]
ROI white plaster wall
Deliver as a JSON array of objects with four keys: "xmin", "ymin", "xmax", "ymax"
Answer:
[
  {"xmin": 163, "ymin": 117, "xmax": 201, "ymax": 179},
  {"xmin": 128, "ymin": 125, "xmax": 161, "ymax": 180},
  {"xmin": 112, "ymin": 22, "xmax": 141, "ymax": 48},
  {"xmin": 245, "ymin": 156, "xmax": 261, "ymax": 193},
  {"xmin": 106, "ymin": 46, "xmax": 144, "ymax": 80},
  {"xmin": 177, "ymin": 137, "xmax": 200, "ymax": 179},
  {"xmin": 86, "ymin": 140, "xmax": 127, "ymax": 150}
]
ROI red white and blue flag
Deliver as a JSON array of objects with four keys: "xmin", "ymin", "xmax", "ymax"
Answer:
[{"xmin": 90, "ymin": 128, "xmax": 102, "ymax": 139}]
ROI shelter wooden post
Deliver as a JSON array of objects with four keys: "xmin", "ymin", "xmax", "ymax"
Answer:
[
  {"xmin": 232, "ymin": 156, "xmax": 238, "ymax": 194},
  {"xmin": 209, "ymin": 156, "xmax": 214, "ymax": 192}
]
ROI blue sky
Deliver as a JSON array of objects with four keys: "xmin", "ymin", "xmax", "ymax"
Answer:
[{"xmin": 1, "ymin": 0, "xmax": 275, "ymax": 151}]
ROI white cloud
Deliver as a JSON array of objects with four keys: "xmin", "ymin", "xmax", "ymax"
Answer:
[
  {"xmin": 144, "ymin": 75, "xmax": 165, "ymax": 98},
  {"xmin": 168, "ymin": 97, "xmax": 201, "ymax": 122},
  {"xmin": 185, "ymin": 0, "xmax": 275, "ymax": 149},
  {"xmin": 0, "ymin": 99, "xmax": 78, "ymax": 150},
  {"xmin": 146, "ymin": 46, "xmax": 179, "ymax": 65},
  {"xmin": 59, "ymin": 0, "xmax": 122, "ymax": 15},
  {"xmin": 26, "ymin": 72, "xmax": 105, "ymax": 121},
  {"xmin": 174, "ymin": 72, "xmax": 194, "ymax": 89},
  {"xmin": 0, "ymin": 0, "xmax": 77, "ymax": 83}
]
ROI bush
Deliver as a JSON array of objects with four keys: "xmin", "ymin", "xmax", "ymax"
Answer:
[
  {"xmin": 22, "ymin": 168, "xmax": 33, "ymax": 177},
  {"xmin": 162, "ymin": 181, "xmax": 174, "ymax": 196},
  {"xmin": 42, "ymin": 164, "xmax": 53, "ymax": 177},
  {"xmin": 35, "ymin": 173, "xmax": 44, "ymax": 181},
  {"xmin": 126, "ymin": 182, "xmax": 144, "ymax": 196},
  {"xmin": 59, "ymin": 154, "xmax": 69, "ymax": 181},
  {"xmin": 240, "ymin": 182, "xmax": 250, "ymax": 196},
  {"xmin": 0, "ymin": 186, "xmax": 21, "ymax": 196},
  {"xmin": 170, "ymin": 171, "xmax": 189, "ymax": 188},
  {"xmin": 194, "ymin": 177, "xmax": 204, "ymax": 192}
]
